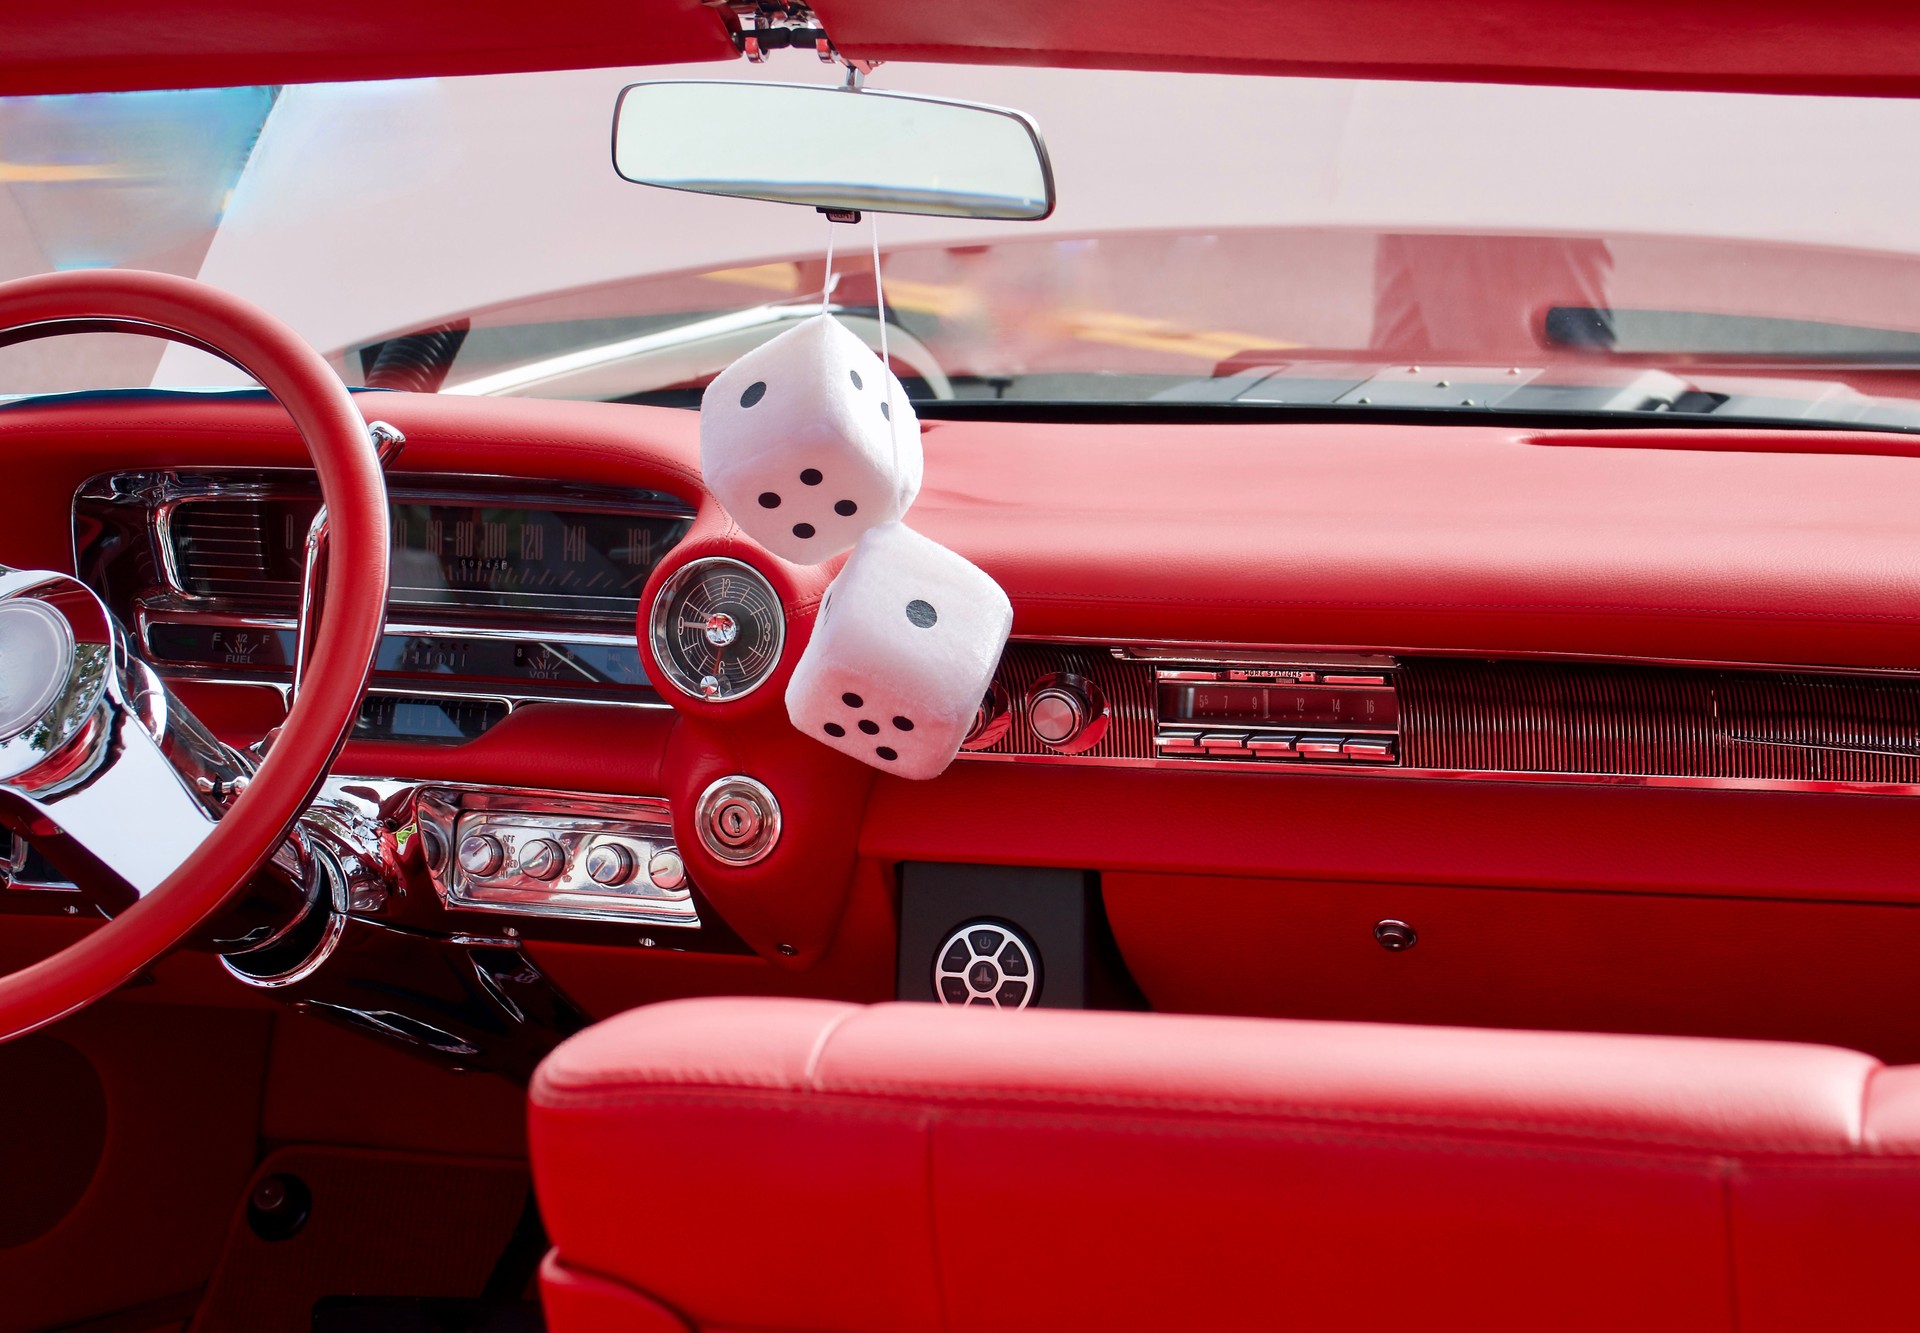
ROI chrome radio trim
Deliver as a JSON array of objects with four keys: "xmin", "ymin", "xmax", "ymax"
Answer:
[{"xmin": 1150, "ymin": 653, "xmax": 1401, "ymax": 767}]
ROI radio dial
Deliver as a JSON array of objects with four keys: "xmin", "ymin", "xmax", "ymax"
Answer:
[
  {"xmin": 1024, "ymin": 673, "xmax": 1111, "ymax": 755},
  {"xmin": 1028, "ymin": 685, "xmax": 1088, "ymax": 746}
]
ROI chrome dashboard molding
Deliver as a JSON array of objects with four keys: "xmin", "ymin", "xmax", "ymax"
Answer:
[
  {"xmin": 953, "ymin": 746, "xmax": 1920, "ymax": 798},
  {"xmin": 1072, "ymin": 634, "xmax": 1920, "ymax": 680},
  {"xmin": 135, "ymin": 605, "xmax": 641, "ymax": 649},
  {"xmin": 959, "ymin": 637, "xmax": 1920, "ymax": 798}
]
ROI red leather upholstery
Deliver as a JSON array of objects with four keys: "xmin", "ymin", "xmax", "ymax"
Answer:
[{"xmin": 530, "ymin": 998, "xmax": 1920, "ymax": 1332}]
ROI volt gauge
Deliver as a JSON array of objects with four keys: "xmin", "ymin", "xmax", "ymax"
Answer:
[{"xmin": 647, "ymin": 558, "xmax": 785, "ymax": 702}]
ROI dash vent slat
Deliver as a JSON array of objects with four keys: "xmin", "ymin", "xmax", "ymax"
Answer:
[{"xmin": 169, "ymin": 500, "xmax": 293, "ymax": 599}]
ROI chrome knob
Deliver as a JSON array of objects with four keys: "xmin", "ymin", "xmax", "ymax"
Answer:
[
  {"xmin": 1028, "ymin": 685, "xmax": 1088, "ymax": 746},
  {"xmin": 960, "ymin": 683, "xmax": 1012, "ymax": 751},
  {"xmin": 519, "ymin": 837, "xmax": 565, "ymax": 881},
  {"xmin": 457, "ymin": 833, "xmax": 505, "ymax": 877},
  {"xmin": 647, "ymin": 847, "xmax": 687, "ymax": 891},
  {"xmin": 585, "ymin": 842, "xmax": 635, "ymax": 887}
]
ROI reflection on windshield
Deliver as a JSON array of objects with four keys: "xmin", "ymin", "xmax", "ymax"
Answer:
[
  {"xmin": 9, "ymin": 70, "xmax": 1920, "ymax": 431},
  {"xmin": 0, "ymin": 85, "xmax": 278, "ymax": 393},
  {"xmin": 341, "ymin": 227, "xmax": 1920, "ymax": 431}
]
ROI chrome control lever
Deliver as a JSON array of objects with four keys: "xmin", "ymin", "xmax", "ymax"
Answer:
[{"xmin": 292, "ymin": 420, "xmax": 404, "ymax": 704}]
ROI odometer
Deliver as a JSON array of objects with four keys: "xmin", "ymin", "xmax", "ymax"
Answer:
[{"xmin": 648, "ymin": 558, "xmax": 785, "ymax": 702}]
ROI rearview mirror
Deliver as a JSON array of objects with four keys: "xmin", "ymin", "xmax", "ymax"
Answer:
[{"xmin": 611, "ymin": 81, "xmax": 1054, "ymax": 221}]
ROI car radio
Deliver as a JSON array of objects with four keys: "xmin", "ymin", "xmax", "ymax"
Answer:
[{"xmin": 1151, "ymin": 658, "xmax": 1399, "ymax": 765}]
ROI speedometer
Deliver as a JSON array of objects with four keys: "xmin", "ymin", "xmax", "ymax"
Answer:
[{"xmin": 647, "ymin": 557, "xmax": 786, "ymax": 702}]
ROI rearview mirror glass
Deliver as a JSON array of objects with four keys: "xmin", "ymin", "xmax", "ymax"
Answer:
[{"xmin": 611, "ymin": 81, "xmax": 1054, "ymax": 222}]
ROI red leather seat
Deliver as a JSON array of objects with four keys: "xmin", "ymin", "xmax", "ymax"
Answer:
[{"xmin": 528, "ymin": 998, "xmax": 1920, "ymax": 1332}]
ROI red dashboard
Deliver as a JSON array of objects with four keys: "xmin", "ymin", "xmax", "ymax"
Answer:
[{"xmin": 8, "ymin": 389, "xmax": 1920, "ymax": 1062}]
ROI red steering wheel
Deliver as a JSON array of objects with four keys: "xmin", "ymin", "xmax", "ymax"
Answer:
[{"xmin": 0, "ymin": 269, "xmax": 389, "ymax": 1043}]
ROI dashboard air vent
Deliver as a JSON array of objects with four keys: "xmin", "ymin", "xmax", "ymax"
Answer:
[{"xmin": 168, "ymin": 500, "xmax": 294, "ymax": 598}]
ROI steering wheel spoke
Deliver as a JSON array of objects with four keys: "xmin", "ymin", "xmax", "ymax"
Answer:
[{"xmin": 0, "ymin": 570, "xmax": 246, "ymax": 907}]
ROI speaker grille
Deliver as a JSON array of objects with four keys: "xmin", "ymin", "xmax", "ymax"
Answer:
[{"xmin": 1400, "ymin": 659, "xmax": 1920, "ymax": 783}]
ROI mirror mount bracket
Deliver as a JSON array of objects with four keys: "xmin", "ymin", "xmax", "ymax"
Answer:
[
  {"xmin": 711, "ymin": 0, "xmax": 879, "ymax": 75},
  {"xmin": 818, "ymin": 207, "xmax": 862, "ymax": 225}
]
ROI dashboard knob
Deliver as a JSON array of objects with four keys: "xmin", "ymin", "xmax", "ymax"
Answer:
[
  {"xmin": 960, "ymin": 683, "xmax": 1013, "ymax": 751},
  {"xmin": 1028, "ymin": 684, "xmax": 1089, "ymax": 746},
  {"xmin": 518, "ymin": 837, "xmax": 565, "ymax": 881},
  {"xmin": 647, "ymin": 847, "xmax": 687, "ymax": 891},
  {"xmin": 585, "ymin": 842, "xmax": 636, "ymax": 887},
  {"xmin": 457, "ymin": 833, "xmax": 505, "ymax": 877}
]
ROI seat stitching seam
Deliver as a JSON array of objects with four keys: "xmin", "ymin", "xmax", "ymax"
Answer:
[
  {"xmin": 538, "ymin": 1089, "xmax": 1893, "ymax": 1165},
  {"xmin": 801, "ymin": 1008, "xmax": 863, "ymax": 1091}
]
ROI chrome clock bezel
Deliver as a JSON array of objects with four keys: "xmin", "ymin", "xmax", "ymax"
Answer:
[{"xmin": 647, "ymin": 557, "xmax": 786, "ymax": 703}]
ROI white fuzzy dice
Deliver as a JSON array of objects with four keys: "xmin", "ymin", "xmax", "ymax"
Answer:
[
  {"xmin": 787, "ymin": 523, "xmax": 1012, "ymax": 780},
  {"xmin": 701, "ymin": 313, "xmax": 922, "ymax": 565}
]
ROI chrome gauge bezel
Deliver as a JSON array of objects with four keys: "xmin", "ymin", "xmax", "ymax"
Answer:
[{"xmin": 647, "ymin": 557, "xmax": 786, "ymax": 703}]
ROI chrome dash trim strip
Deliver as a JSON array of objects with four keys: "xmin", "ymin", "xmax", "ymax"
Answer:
[{"xmin": 955, "ymin": 748, "xmax": 1920, "ymax": 797}]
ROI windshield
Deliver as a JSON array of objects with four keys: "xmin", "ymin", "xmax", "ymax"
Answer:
[{"xmin": 9, "ymin": 66, "xmax": 1920, "ymax": 429}]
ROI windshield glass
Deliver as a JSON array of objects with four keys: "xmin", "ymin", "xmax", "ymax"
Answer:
[{"xmin": 8, "ymin": 66, "xmax": 1920, "ymax": 429}]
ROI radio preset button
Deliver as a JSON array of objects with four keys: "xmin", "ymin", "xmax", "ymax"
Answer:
[
  {"xmin": 1296, "ymin": 738, "xmax": 1347, "ymax": 760},
  {"xmin": 1200, "ymin": 732, "xmax": 1251, "ymax": 754},
  {"xmin": 1343, "ymin": 738, "xmax": 1396, "ymax": 762},
  {"xmin": 1155, "ymin": 733, "xmax": 1203, "ymax": 753},
  {"xmin": 1248, "ymin": 736, "xmax": 1298, "ymax": 758}
]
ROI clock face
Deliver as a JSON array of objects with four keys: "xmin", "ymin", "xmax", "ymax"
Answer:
[{"xmin": 647, "ymin": 558, "xmax": 785, "ymax": 702}]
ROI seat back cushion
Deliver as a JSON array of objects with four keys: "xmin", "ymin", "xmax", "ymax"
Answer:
[{"xmin": 530, "ymin": 998, "xmax": 1920, "ymax": 1333}]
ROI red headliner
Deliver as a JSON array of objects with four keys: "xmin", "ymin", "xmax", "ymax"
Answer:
[
  {"xmin": 0, "ymin": 0, "xmax": 735, "ymax": 96},
  {"xmin": 821, "ymin": 0, "xmax": 1920, "ymax": 96},
  {"xmin": 9, "ymin": 0, "xmax": 1920, "ymax": 96}
]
